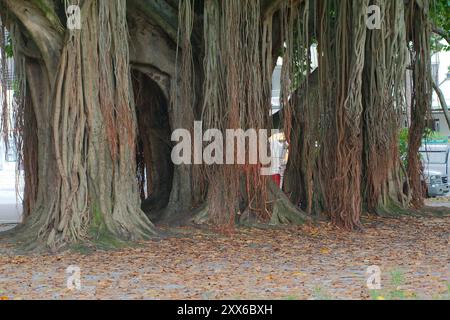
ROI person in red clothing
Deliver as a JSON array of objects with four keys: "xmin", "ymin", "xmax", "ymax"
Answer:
[{"xmin": 271, "ymin": 173, "xmax": 281, "ymax": 187}]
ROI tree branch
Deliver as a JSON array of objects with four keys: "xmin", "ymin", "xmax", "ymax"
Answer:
[
  {"xmin": 128, "ymin": 0, "xmax": 179, "ymax": 43},
  {"xmin": 3, "ymin": 0, "xmax": 63, "ymax": 76},
  {"xmin": 262, "ymin": 0, "xmax": 285, "ymax": 19},
  {"xmin": 432, "ymin": 25, "xmax": 450, "ymax": 45},
  {"xmin": 262, "ymin": 0, "xmax": 304, "ymax": 20},
  {"xmin": 432, "ymin": 80, "xmax": 450, "ymax": 130},
  {"xmin": 31, "ymin": 0, "xmax": 64, "ymax": 34}
]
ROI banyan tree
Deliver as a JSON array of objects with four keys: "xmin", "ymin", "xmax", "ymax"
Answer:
[{"xmin": 0, "ymin": 0, "xmax": 436, "ymax": 250}]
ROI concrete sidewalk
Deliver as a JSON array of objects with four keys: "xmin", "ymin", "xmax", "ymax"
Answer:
[{"xmin": 0, "ymin": 223, "xmax": 17, "ymax": 232}]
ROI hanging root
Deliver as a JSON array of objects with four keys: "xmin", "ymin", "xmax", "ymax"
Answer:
[
  {"xmin": 316, "ymin": 0, "xmax": 369, "ymax": 230},
  {"xmin": 199, "ymin": 0, "xmax": 273, "ymax": 228},
  {"xmin": 406, "ymin": 0, "xmax": 432, "ymax": 209},
  {"xmin": 362, "ymin": 0, "xmax": 409, "ymax": 214}
]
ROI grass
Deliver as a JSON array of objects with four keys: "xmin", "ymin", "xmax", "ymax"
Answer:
[
  {"xmin": 312, "ymin": 286, "xmax": 333, "ymax": 300},
  {"xmin": 369, "ymin": 269, "xmax": 449, "ymax": 300}
]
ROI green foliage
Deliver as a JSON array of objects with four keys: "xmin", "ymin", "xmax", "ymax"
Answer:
[
  {"xmin": 369, "ymin": 271, "xmax": 450, "ymax": 300},
  {"xmin": 390, "ymin": 269, "xmax": 405, "ymax": 287},
  {"xmin": 370, "ymin": 269, "xmax": 417, "ymax": 300},
  {"xmin": 312, "ymin": 286, "xmax": 333, "ymax": 300},
  {"xmin": 423, "ymin": 127, "xmax": 448, "ymax": 142},
  {"xmin": 446, "ymin": 284, "xmax": 450, "ymax": 299},
  {"xmin": 430, "ymin": 0, "xmax": 450, "ymax": 51},
  {"xmin": 398, "ymin": 128, "xmax": 445, "ymax": 168},
  {"xmin": 4, "ymin": 35, "xmax": 13, "ymax": 58}
]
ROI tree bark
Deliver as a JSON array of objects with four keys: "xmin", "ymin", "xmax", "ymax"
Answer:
[
  {"xmin": 2, "ymin": 0, "xmax": 157, "ymax": 250},
  {"xmin": 432, "ymin": 80, "xmax": 450, "ymax": 130}
]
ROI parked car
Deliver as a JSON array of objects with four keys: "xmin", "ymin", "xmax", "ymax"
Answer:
[{"xmin": 419, "ymin": 143, "xmax": 450, "ymax": 197}]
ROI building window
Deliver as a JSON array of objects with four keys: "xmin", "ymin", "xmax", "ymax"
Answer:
[{"xmin": 433, "ymin": 119, "xmax": 440, "ymax": 132}]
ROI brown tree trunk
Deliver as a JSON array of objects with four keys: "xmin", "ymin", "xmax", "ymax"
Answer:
[
  {"xmin": 406, "ymin": 0, "xmax": 432, "ymax": 209},
  {"xmin": 362, "ymin": 0, "xmax": 409, "ymax": 215},
  {"xmin": 2, "ymin": 0, "xmax": 157, "ymax": 250}
]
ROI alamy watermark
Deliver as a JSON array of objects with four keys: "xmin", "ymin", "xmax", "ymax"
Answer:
[
  {"xmin": 66, "ymin": 265, "xmax": 81, "ymax": 291},
  {"xmin": 66, "ymin": 4, "xmax": 81, "ymax": 31},
  {"xmin": 366, "ymin": 265, "xmax": 382, "ymax": 290},
  {"xmin": 171, "ymin": 122, "xmax": 280, "ymax": 176},
  {"xmin": 64, "ymin": 4, "xmax": 380, "ymax": 31},
  {"xmin": 367, "ymin": 5, "xmax": 381, "ymax": 30}
]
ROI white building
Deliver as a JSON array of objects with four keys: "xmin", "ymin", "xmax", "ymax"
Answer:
[
  {"xmin": 271, "ymin": 44, "xmax": 319, "ymax": 116},
  {"xmin": 0, "ymin": 82, "xmax": 15, "ymax": 170},
  {"xmin": 431, "ymin": 49, "xmax": 450, "ymax": 139},
  {"xmin": 0, "ymin": 46, "xmax": 22, "ymax": 225}
]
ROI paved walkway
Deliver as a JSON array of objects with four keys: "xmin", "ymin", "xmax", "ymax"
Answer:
[{"xmin": 426, "ymin": 198, "xmax": 450, "ymax": 209}]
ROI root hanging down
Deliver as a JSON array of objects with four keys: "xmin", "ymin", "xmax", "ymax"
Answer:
[
  {"xmin": 362, "ymin": 0, "xmax": 409, "ymax": 213},
  {"xmin": 406, "ymin": 0, "xmax": 432, "ymax": 209},
  {"xmin": 199, "ymin": 0, "xmax": 275, "ymax": 227}
]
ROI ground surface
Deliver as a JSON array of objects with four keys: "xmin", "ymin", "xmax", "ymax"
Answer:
[{"xmin": 0, "ymin": 212, "xmax": 448, "ymax": 300}]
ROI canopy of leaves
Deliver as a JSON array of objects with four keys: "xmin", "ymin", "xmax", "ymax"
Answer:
[{"xmin": 430, "ymin": 0, "xmax": 450, "ymax": 51}]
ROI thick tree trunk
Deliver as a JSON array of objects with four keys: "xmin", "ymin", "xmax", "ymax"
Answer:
[
  {"xmin": 361, "ymin": 0, "xmax": 409, "ymax": 215},
  {"xmin": 316, "ymin": 0, "xmax": 369, "ymax": 230},
  {"xmin": 23, "ymin": 60, "xmax": 54, "ymax": 218},
  {"xmin": 159, "ymin": 77, "xmax": 196, "ymax": 224},
  {"xmin": 406, "ymin": 1, "xmax": 432, "ymax": 209},
  {"xmin": 284, "ymin": 71, "xmax": 321, "ymax": 215},
  {"xmin": 2, "ymin": 0, "xmax": 157, "ymax": 250}
]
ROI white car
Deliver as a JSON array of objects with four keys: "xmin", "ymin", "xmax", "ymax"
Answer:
[
  {"xmin": 423, "ymin": 169, "xmax": 449, "ymax": 197},
  {"xmin": 420, "ymin": 144, "xmax": 450, "ymax": 197}
]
